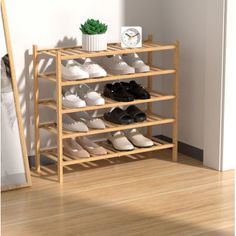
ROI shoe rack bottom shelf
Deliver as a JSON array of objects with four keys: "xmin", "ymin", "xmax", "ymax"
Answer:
[{"xmin": 40, "ymin": 138, "xmax": 174, "ymax": 166}]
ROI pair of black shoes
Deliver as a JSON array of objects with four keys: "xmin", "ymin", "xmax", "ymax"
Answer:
[
  {"xmin": 103, "ymin": 81, "xmax": 150, "ymax": 102},
  {"xmin": 104, "ymin": 105, "xmax": 146, "ymax": 125}
]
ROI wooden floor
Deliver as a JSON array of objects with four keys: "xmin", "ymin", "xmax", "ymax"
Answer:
[{"xmin": 1, "ymin": 150, "xmax": 234, "ymax": 236}]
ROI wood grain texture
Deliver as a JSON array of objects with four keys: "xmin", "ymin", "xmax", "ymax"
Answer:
[
  {"xmin": 1, "ymin": 151, "xmax": 234, "ymax": 236},
  {"xmin": 172, "ymin": 41, "xmax": 180, "ymax": 162},
  {"xmin": 33, "ymin": 45, "xmax": 40, "ymax": 173},
  {"xmin": 147, "ymin": 34, "xmax": 153, "ymax": 138},
  {"xmin": 56, "ymin": 52, "xmax": 63, "ymax": 183}
]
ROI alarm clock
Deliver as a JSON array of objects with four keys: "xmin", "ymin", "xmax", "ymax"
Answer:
[{"xmin": 121, "ymin": 26, "xmax": 142, "ymax": 48}]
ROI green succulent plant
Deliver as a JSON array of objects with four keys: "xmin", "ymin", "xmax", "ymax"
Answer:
[{"xmin": 80, "ymin": 19, "xmax": 108, "ymax": 35}]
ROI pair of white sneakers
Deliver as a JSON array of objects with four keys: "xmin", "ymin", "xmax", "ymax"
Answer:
[
  {"xmin": 54, "ymin": 84, "xmax": 104, "ymax": 108},
  {"xmin": 62, "ymin": 58, "xmax": 107, "ymax": 80},
  {"xmin": 62, "ymin": 53, "xmax": 150, "ymax": 80},
  {"xmin": 94, "ymin": 53, "xmax": 150, "ymax": 75},
  {"xmin": 108, "ymin": 129, "xmax": 154, "ymax": 151},
  {"xmin": 62, "ymin": 112, "xmax": 105, "ymax": 132}
]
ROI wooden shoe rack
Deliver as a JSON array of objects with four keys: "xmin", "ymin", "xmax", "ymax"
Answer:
[{"xmin": 33, "ymin": 34, "xmax": 179, "ymax": 183}]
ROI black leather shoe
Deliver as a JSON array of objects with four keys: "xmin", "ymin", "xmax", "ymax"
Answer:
[
  {"xmin": 121, "ymin": 81, "xmax": 150, "ymax": 99},
  {"xmin": 103, "ymin": 83, "xmax": 134, "ymax": 102}
]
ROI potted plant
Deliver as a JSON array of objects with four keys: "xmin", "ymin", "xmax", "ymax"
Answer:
[{"xmin": 80, "ymin": 19, "xmax": 108, "ymax": 51}]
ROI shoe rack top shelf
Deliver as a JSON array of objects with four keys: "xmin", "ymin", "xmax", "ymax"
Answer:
[{"xmin": 38, "ymin": 42, "xmax": 176, "ymax": 60}]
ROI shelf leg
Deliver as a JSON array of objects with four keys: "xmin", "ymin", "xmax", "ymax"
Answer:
[
  {"xmin": 33, "ymin": 45, "xmax": 41, "ymax": 173},
  {"xmin": 56, "ymin": 52, "xmax": 63, "ymax": 183},
  {"xmin": 147, "ymin": 34, "xmax": 153, "ymax": 138},
  {"xmin": 172, "ymin": 41, "xmax": 180, "ymax": 162}
]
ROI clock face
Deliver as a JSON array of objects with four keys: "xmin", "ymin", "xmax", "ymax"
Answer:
[{"xmin": 121, "ymin": 27, "xmax": 142, "ymax": 48}]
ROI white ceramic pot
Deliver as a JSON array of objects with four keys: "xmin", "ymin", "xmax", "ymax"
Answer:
[{"xmin": 82, "ymin": 33, "xmax": 107, "ymax": 51}]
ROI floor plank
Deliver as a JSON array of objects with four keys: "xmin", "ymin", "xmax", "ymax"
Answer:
[{"xmin": 1, "ymin": 150, "xmax": 234, "ymax": 236}]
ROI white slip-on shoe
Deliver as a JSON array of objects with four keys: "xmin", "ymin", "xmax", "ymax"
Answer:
[
  {"xmin": 53, "ymin": 89, "xmax": 86, "ymax": 108},
  {"xmin": 108, "ymin": 131, "xmax": 134, "ymax": 151},
  {"xmin": 72, "ymin": 84, "xmax": 105, "ymax": 106},
  {"xmin": 93, "ymin": 55, "xmax": 135, "ymax": 75},
  {"xmin": 75, "ymin": 58, "xmax": 107, "ymax": 78},
  {"xmin": 77, "ymin": 137, "xmax": 107, "ymax": 156},
  {"xmin": 126, "ymin": 129, "xmax": 154, "ymax": 148},
  {"xmin": 70, "ymin": 112, "xmax": 105, "ymax": 129},
  {"xmin": 62, "ymin": 114, "xmax": 88, "ymax": 132},
  {"xmin": 122, "ymin": 53, "xmax": 150, "ymax": 73},
  {"xmin": 62, "ymin": 60, "xmax": 89, "ymax": 80},
  {"xmin": 63, "ymin": 139, "xmax": 90, "ymax": 158}
]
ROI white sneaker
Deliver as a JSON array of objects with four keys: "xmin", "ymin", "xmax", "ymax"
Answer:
[
  {"xmin": 122, "ymin": 53, "xmax": 150, "ymax": 73},
  {"xmin": 72, "ymin": 84, "xmax": 105, "ymax": 106},
  {"xmin": 127, "ymin": 129, "xmax": 154, "ymax": 147},
  {"xmin": 62, "ymin": 114, "xmax": 88, "ymax": 132},
  {"xmin": 53, "ymin": 89, "xmax": 86, "ymax": 108},
  {"xmin": 108, "ymin": 131, "xmax": 134, "ymax": 151},
  {"xmin": 93, "ymin": 55, "xmax": 135, "ymax": 75},
  {"xmin": 75, "ymin": 58, "xmax": 107, "ymax": 78},
  {"xmin": 70, "ymin": 112, "xmax": 105, "ymax": 129},
  {"xmin": 62, "ymin": 60, "xmax": 89, "ymax": 80}
]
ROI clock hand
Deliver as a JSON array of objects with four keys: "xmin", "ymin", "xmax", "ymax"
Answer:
[
  {"xmin": 125, "ymin": 33, "xmax": 132, "ymax": 38},
  {"xmin": 131, "ymin": 33, "xmax": 139, "ymax": 38}
]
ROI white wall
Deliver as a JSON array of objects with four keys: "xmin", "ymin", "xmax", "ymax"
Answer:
[
  {"xmin": 157, "ymin": 0, "xmax": 208, "ymax": 149},
  {"xmin": 221, "ymin": 0, "xmax": 236, "ymax": 170},
  {"xmin": 124, "ymin": 0, "xmax": 225, "ymax": 155},
  {"xmin": 1, "ymin": 0, "xmax": 124, "ymax": 155}
]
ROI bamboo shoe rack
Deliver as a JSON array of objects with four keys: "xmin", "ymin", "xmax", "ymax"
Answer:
[{"xmin": 33, "ymin": 35, "xmax": 179, "ymax": 183}]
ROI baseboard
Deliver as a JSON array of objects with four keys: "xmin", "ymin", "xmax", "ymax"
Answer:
[
  {"xmin": 156, "ymin": 135, "xmax": 203, "ymax": 161},
  {"xmin": 29, "ymin": 136, "xmax": 203, "ymax": 168}
]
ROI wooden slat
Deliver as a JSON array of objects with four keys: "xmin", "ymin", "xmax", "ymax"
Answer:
[
  {"xmin": 38, "ymin": 67, "xmax": 176, "ymax": 86},
  {"xmin": 172, "ymin": 41, "xmax": 180, "ymax": 162},
  {"xmin": 33, "ymin": 45, "xmax": 41, "ymax": 173},
  {"xmin": 147, "ymin": 34, "xmax": 153, "ymax": 138},
  {"xmin": 56, "ymin": 52, "xmax": 64, "ymax": 183},
  {"xmin": 38, "ymin": 91, "xmax": 175, "ymax": 113},
  {"xmin": 39, "ymin": 73, "xmax": 56, "ymax": 82},
  {"xmin": 39, "ymin": 114, "xmax": 175, "ymax": 139},
  {"xmin": 39, "ymin": 121, "xmax": 56, "ymax": 129},
  {"xmin": 66, "ymin": 48, "xmax": 83, "ymax": 55},
  {"xmin": 43, "ymin": 51, "xmax": 56, "ymax": 57},
  {"xmin": 41, "ymin": 152, "xmax": 58, "ymax": 162},
  {"xmin": 38, "ymin": 98, "xmax": 57, "ymax": 109},
  {"xmin": 61, "ymin": 50, "xmax": 76, "ymax": 56}
]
